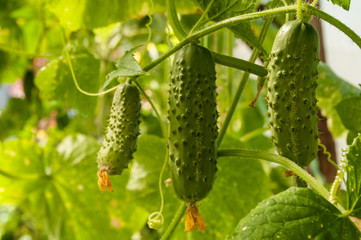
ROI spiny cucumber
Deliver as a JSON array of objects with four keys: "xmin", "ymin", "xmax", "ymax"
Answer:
[
  {"xmin": 168, "ymin": 43, "xmax": 218, "ymax": 204},
  {"xmin": 267, "ymin": 20, "xmax": 320, "ymax": 168},
  {"xmin": 97, "ymin": 81, "xmax": 141, "ymax": 192}
]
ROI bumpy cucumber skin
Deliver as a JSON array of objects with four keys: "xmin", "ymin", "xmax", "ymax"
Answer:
[
  {"xmin": 267, "ymin": 20, "xmax": 319, "ymax": 167},
  {"xmin": 168, "ymin": 44, "xmax": 218, "ymax": 203},
  {"xmin": 97, "ymin": 83, "xmax": 141, "ymax": 175}
]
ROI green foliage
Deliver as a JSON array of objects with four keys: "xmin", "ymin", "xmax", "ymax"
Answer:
[
  {"xmin": 0, "ymin": 98, "xmax": 31, "ymax": 140},
  {"xmin": 326, "ymin": 0, "xmax": 351, "ymax": 11},
  {"xmin": 48, "ymin": 0, "xmax": 196, "ymax": 31},
  {"xmin": 335, "ymin": 97, "xmax": 361, "ymax": 132},
  {"xmin": 1, "ymin": 0, "xmax": 361, "ymax": 239},
  {"xmin": 104, "ymin": 46, "xmax": 145, "ymax": 90},
  {"xmin": 35, "ymin": 52, "xmax": 100, "ymax": 116},
  {"xmin": 228, "ymin": 187, "xmax": 360, "ymax": 240},
  {"xmin": 346, "ymin": 135, "xmax": 361, "ymax": 218},
  {"xmin": 317, "ymin": 63, "xmax": 361, "ymax": 137}
]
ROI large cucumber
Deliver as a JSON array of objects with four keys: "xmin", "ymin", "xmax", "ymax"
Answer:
[
  {"xmin": 168, "ymin": 43, "xmax": 218, "ymax": 203},
  {"xmin": 267, "ymin": 20, "xmax": 320, "ymax": 168}
]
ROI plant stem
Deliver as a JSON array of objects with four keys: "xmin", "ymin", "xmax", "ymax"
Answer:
[
  {"xmin": 211, "ymin": 51, "xmax": 267, "ymax": 77},
  {"xmin": 166, "ymin": 0, "xmax": 187, "ymax": 39},
  {"xmin": 305, "ymin": 4, "xmax": 361, "ymax": 49},
  {"xmin": 297, "ymin": 0, "xmax": 304, "ymax": 22},
  {"xmin": 143, "ymin": 4, "xmax": 361, "ymax": 73},
  {"xmin": 160, "ymin": 202, "xmax": 187, "ymax": 240},
  {"xmin": 133, "ymin": 80, "xmax": 166, "ymax": 136},
  {"xmin": 142, "ymin": 5, "xmax": 298, "ymax": 72},
  {"xmin": 189, "ymin": 0, "xmax": 215, "ymax": 35},
  {"xmin": 217, "ymin": 149, "xmax": 346, "ymax": 213},
  {"xmin": 227, "ymin": 30, "xmax": 233, "ymax": 107},
  {"xmin": 311, "ymin": 0, "xmax": 319, "ymax": 7},
  {"xmin": 217, "ymin": 17, "xmax": 272, "ymax": 148}
]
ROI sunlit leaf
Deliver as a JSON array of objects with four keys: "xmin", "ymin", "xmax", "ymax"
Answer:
[
  {"xmin": 228, "ymin": 188, "xmax": 360, "ymax": 240},
  {"xmin": 35, "ymin": 53, "xmax": 100, "ymax": 116}
]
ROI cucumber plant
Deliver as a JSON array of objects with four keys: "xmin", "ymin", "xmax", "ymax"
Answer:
[{"xmin": 2, "ymin": 0, "xmax": 361, "ymax": 239}]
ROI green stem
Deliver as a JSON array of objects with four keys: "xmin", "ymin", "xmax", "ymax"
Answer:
[
  {"xmin": 311, "ymin": 0, "xmax": 319, "ymax": 7},
  {"xmin": 217, "ymin": 149, "xmax": 346, "ymax": 214},
  {"xmin": 166, "ymin": 0, "xmax": 187, "ymax": 39},
  {"xmin": 211, "ymin": 51, "xmax": 267, "ymax": 77},
  {"xmin": 142, "ymin": 5, "xmax": 298, "ymax": 72},
  {"xmin": 239, "ymin": 127, "xmax": 268, "ymax": 143},
  {"xmin": 297, "ymin": 0, "xmax": 304, "ymax": 21},
  {"xmin": 305, "ymin": 4, "xmax": 361, "ymax": 49},
  {"xmin": 133, "ymin": 80, "xmax": 166, "ymax": 137},
  {"xmin": 143, "ymin": 4, "xmax": 361, "ymax": 73},
  {"xmin": 189, "ymin": 0, "xmax": 215, "ymax": 35},
  {"xmin": 160, "ymin": 202, "xmax": 187, "ymax": 240},
  {"xmin": 227, "ymin": 30, "xmax": 233, "ymax": 107},
  {"xmin": 217, "ymin": 17, "xmax": 272, "ymax": 148}
]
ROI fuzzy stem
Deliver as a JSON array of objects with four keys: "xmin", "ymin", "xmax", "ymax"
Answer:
[
  {"xmin": 297, "ymin": 0, "xmax": 304, "ymax": 22},
  {"xmin": 189, "ymin": 0, "xmax": 215, "ymax": 35},
  {"xmin": 160, "ymin": 202, "xmax": 188, "ymax": 240},
  {"xmin": 166, "ymin": 0, "xmax": 187, "ymax": 39},
  {"xmin": 217, "ymin": 149, "xmax": 346, "ymax": 214}
]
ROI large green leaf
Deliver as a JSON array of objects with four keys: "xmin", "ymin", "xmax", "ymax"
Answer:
[
  {"xmin": 47, "ymin": 0, "xmax": 196, "ymax": 31},
  {"xmin": 317, "ymin": 63, "xmax": 361, "ymax": 137},
  {"xmin": 335, "ymin": 97, "xmax": 361, "ymax": 132},
  {"xmin": 227, "ymin": 188, "xmax": 360, "ymax": 240},
  {"xmin": 0, "ymin": 134, "xmax": 151, "ymax": 239},
  {"xmin": 35, "ymin": 52, "xmax": 100, "ymax": 116},
  {"xmin": 346, "ymin": 135, "xmax": 361, "ymax": 218}
]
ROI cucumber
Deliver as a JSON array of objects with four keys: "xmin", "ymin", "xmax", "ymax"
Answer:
[
  {"xmin": 168, "ymin": 43, "xmax": 218, "ymax": 203},
  {"xmin": 97, "ymin": 81, "xmax": 141, "ymax": 191},
  {"xmin": 267, "ymin": 20, "xmax": 320, "ymax": 168}
]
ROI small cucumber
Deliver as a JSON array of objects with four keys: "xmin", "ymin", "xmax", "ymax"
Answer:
[{"xmin": 97, "ymin": 81, "xmax": 141, "ymax": 191}]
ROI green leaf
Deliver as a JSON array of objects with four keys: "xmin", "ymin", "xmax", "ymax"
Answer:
[
  {"xmin": 317, "ymin": 63, "xmax": 361, "ymax": 137},
  {"xmin": 191, "ymin": 0, "xmax": 255, "ymax": 21},
  {"xmin": 47, "ymin": 0, "xmax": 196, "ymax": 31},
  {"xmin": 326, "ymin": 0, "xmax": 351, "ymax": 11},
  {"xmin": 35, "ymin": 52, "xmax": 100, "ymax": 116},
  {"xmin": 227, "ymin": 188, "xmax": 360, "ymax": 240},
  {"xmin": 346, "ymin": 135, "xmax": 361, "ymax": 217},
  {"xmin": 335, "ymin": 97, "xmax": 361, "ymax": 131},
  {"xmin": 104, "ymin": 46, "xmax": 145, "ymax": 90},
  {"xmin": 0, "ymin": 134, "xmax": 148, "ymax": 239}
]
